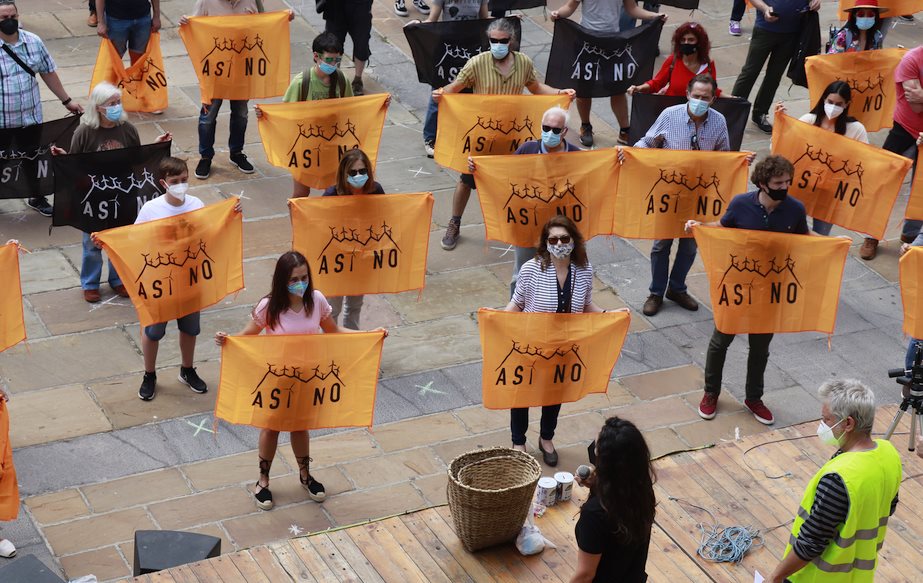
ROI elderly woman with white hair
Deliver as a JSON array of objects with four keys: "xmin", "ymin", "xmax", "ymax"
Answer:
[
  {"xmin": 768, "ymin": 379, "xmax": 902, "ymax": 583},
  {"xmin": 51, "ymin": 81, "xmax": 171, "ymax": 303}
]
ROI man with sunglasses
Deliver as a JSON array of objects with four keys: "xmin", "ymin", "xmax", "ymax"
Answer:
[
  {"xmin": 632, "ymin": 74, "xmax": 729, "ymax": 318},
  {"xmin": 432, "ymin": 17, "xmax": 576, "ymax": 251}
]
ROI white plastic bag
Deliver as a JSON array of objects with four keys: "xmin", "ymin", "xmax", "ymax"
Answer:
[
  {"xmin": 515, "ymin": 513, "xmax": 556, "ymax": 556},
  {"xmin": 68, "ymin": 576, "xmax": 99, "ymax": 583}
]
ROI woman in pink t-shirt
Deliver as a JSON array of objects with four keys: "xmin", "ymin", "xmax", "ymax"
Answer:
[{"xmin": 215, "ymin": 251, "xmax": 386, "ymax": 510}]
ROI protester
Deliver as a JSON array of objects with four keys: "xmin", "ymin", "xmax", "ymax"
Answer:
[
  {"xmin": 731, "ymin": 0, "xmax": 821, "ymax": 134},
  {"xmin": 633, "ymin": 74, "xmax": 730, "ymax": 317},
  {"xmin": 433, "ymin": 18, "xmax": 575, "ymax": 251},
  {"xmin": 321, "ymin": 0, "xmax": 373, "ymax": 96},
  {"xmin": 774, "ymin": 80, "xmax": 869, "ymax": 237},
  {"xmin": 321, "ymin": 149, "xmax": 386, "ymax": 330},
  {"xmin": 503, "ymin": 216, "xmax": 605, "ymax": 465},
  {"xmin": 0, "ymin": 372, "xmax": 17, "ymax": 558},
  {"xmin": 860, "ymin": 45, "xmax": 923, "ymax": 260},
  {"xmin": 0, "ymin": 0, "xmax": 84, "ymax": 216},
  {"xmin": 94, "ymin": 0, "xmax": 160, "ymax": 64},
  {"xmin": 50, "ymin": 81, "xmax": 171, "ymax": 304},
  {"xmin": 768, "ymin": 379, "xmax": 900, "ymax": 583},
  {"xmin": 619, "ymin": 1, "xmax": 661, "ymax": 33},
  {"xmin": 828, "ymin": 0, "xmax": 887, "ymax": 53},
  {"xmin": 88, "ymin": 0, "xmax": 98, "ymax": 27},
  {"xmin": 898, "ymin": 131, "xmax": 923, "ymax": 365},
  {"xmin": 215, "ymin": 251, "xmax": 387, "ymax": 510},
  {"xmin": 628, "ymin": 22, "xmax": 720, "ymax": 98},
  {"xmin": 729, "ymin": 0, "xmax": 746, "ymax": 36},
  {"xmin": 550, "ymin": 0, "xmax": 665, "ymax": 147},
  {"xmin": 686, "ymin": 155, "xmax": 809, "ymax": 425},
  {"xmin": 394, "ymin": 0, "xmax": 431, "ymax": 17},
  {"xmin": 571, "ymin": 416, "xmax": 655, "ymax": 583}
]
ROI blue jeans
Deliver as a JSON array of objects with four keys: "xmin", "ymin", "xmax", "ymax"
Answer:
[
  {"xmin": 906, "ymin": 338, "xmax": 923, "ymax": 370},
  {"xmin": 650, "ymin": 238, "xmax": 697, "ymax": 296},
  {"xmin": 423, "ymin": 94, "xmax": 438, "ymax": 144},
  {"xmin": 198, "ymin": 99, "xmax": 248, "ymax": 159},
  {"xmin": 105, "ymin": 15, "xmax": 152, "ymax": 57},
  {"xmin": 81, "ymin": 232, "xmax": 122, "ymax": 291},
  {"xmin": 812, "ymin": 218, "xmax": 833, "ymax": 236}
]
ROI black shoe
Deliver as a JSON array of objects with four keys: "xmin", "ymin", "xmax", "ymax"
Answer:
[
  {"xmin": 229, "ymin": 152, "xmax": 255, "ymax": 174},
  {"xmin": 352, "ymin": 77, "xmax": 365, "ymax": 96},
  {"xmin": 139, "ymin": 372, "xmax": 156, "ymax": 401},
  {"xmin": 304, "ymin": 476, "xmax": 326, "ymax": 502},
  {"xmin": 195, "ymin": 158, "xmax": 211, "ymax": 179},
  {"xmin": 579, "ymin": 123, "xmax": 594, "ymax": 147},
  {"xmin": 642, "ymin": 294, "xmax": 663, "ymax": 316},
  {"xmin": 538, "ymin": 441, "xmax": 558, "ymax": 467},
  {"xmin": 253, "ymin": 482, "xmax": 273, "ymax": 511},
  {"xmin": 665, "ymin": 288, "xmax": 699, "ymax": 311},
  {"xmin": 179, "ymin": 366, "xmax": 208, "ymax": 394},
  {"xmin": 27, "ymin": 197, "xmax": 53, "ymax": 217},
  {"xmin": 752, "ymin": 114, "xmax": 773, "ymax": 134}
]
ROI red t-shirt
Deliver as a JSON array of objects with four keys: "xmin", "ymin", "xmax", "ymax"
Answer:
[
  {"xmin": 645, "ymin": 54, "xmax": 721, "ymax": 97},
  {"xmin": 894, "ymin": 46, "xmax": 923, "ymax": 137}
]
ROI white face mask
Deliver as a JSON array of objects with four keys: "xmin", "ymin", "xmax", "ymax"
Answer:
[
  {"xmin": 165, "ymin": 182, "xmax": 189, "ymax": 202},
  {"xmin": 824, "ymin": 103, "xmax": 845, "ymax": 120},
  {"xmin": 816, "ymin": 418, "xmax": 845, "ymax": 446}
]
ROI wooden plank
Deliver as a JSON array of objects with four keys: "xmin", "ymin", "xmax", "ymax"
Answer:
[
  {"xmin": 311, "ymin": 534, "xmax": 364, "ymax": 583},
  {"xmin": 434, "ymin": 506, "xmax": 522, "ymax": 582},
  {"xmin": 327, "ymin": 530, "xmax": 386, "ymax": 583},
  {"xmin": 412, "ymin": 508, "xmax": 497, "ymax": 581},
  {"xmin": 648, "ymin": 523, "xmax": 709, "ymax": 582},
  {"xmin": 289, "ymin": 537, "xmax": 346, "ymax": 583},
  {"xmin": 208, "ymin": 555, "xmax": 248, "ymax": 582},
  {"xmin": 186, "ymin": 557, "xmax": 226, "ymax": 582},
  {"xmin": 269, "ymin": 540, "xmax": 320, "ymax": 582},
  {"xmin": 381, "ymin": 516, "xmax": 456, "ymax": 583},
  {"xmin": 400, "ymin": 511, "xmax": 477, "ymax": 583},
  {"xmin": 345, "ymin": 522, "xmax": 429, "ymax": 583},
  {"xmin": 532, "ymin": 501, "xmax": 580, "ymax": 572},
  {"xmin": 165, "ymin": 565, "xmax": 204, "ymax": 583},
  {"xmin": 226, "ymin": 550, "xmax": 272, "ymax": 583},
  {"xmin": 140, "ymin": 572, "xmax": 178, "ymax": 583}
]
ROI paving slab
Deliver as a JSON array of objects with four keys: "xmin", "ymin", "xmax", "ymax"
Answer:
[
  {"xmin": 371, "ymin": 411, "xmax": 470, "ymax": 453},
  {"xmin": 621, "ymin": 365, "xmax": 705, "ymax": 401},
  {"xmin": 322, "ymin": 482, "xmax": 427, "ymax": 526},
  {"xmin": 42, "ymin": 507, "xmax": 157, "ymax": 557},
  {"xmin": 221, "ymin": 502, "xmax": 332, "ymax": 550},
  {"xmin": 380, "ymin": 314, "xmax": 481, "ymax": 377},
  {"xmin": 380, "ymin": 369, "xmax": 475, "ymax": 415},
  {"xmin": 6, "ymin": 384, "xmax": 112, "ymax": 448},
  {"xmin": 27, "ymin": 287, "xmax": 138, "ymax": 335},
  {"xmin": 18, "ymin": 249, "xmax": 80, "ymax": 295},
  {"xmin": 387, "ymin": 267, "xmax": 508, "ymax": 323},
  {"xmin": 340, "ymin": 447, "xmax": 444, "ymax": 489},
  {"xmin": 24, "ymin": 489, "xmax": 90, "ymax": 526},
  {"xmin": 82, "ymin": 468, "xmax": 192, "ymax": 515}
]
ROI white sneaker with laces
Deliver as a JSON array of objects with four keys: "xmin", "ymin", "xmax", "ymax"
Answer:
[{"xmin": 394, "ymin": 0, "xmax": 409, "ymax": 16}]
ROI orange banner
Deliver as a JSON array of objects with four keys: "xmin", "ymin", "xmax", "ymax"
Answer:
[
  {"xmin": 694, "ymin": 226, "xmax": 849, "ymax": 335},
  {"xmin": 614, "ymin": 149, "xmax": 750, "ymax": 240},
  {"xmin": 215, "ymin": 332, "xmax": 384, "ymax": 432},
  {"xmin": 257, "ymin": 95, "xmax": 389, "ymax": 189},
  {"xmin": 95, "ymin": 198, "xmax": 244, "ymax": 327},
  {"xmin": 90, "ymin": 32, "xmax": 168, "ymax": 113},
  {"xmin": 905, "ymin": 145, "xmax": 923, "ymax": 221},
  {"xmin": 900, "ymin": 247, "xmax": 923, "ymax": 339},
  {"xmin": 478, "ymin": 308, "xmax": 630, "ymax": 409},
  {"xmin": 179, "ymin": 11, "xmax": 291, "ymax": 102},
  {"xmin": 290, "ymin": 193, "xmax": 433, "ymax": 297},
  {"xmin": 0, "ymin": 243, "xmax": 25, "ymax": 353},
  {"xmin": 473, "ymin": 149, "xmax": 618, "ymax": 247},
  {"xmin": 770, "ymin": 113, "xmax": 912, "ymax": 239},
  {"xmin": 838, "ymin": 0, "xmax": 923, "ymax": 20},
  {"xmin": 434, "ymin": 94, "xmax": 569, "ymax": 174},
  {"xmin": 805, "ymin": 48, "xmax": 907, "ymax": 132},
  {"xmin": 0, "ymin": 399, "xmax": 18, "ymax": 521}
]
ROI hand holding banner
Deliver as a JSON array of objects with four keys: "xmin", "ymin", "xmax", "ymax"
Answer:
[
  {"xmin": 91, "ymin": 32, "xmax": 168, "ymax": 113},
  {"xmin": 0, "ymin": 117, "xmax": 79, "ymax": 200},
  {"xmin": 479, "ymin": 308, "xmax": 630, "ymax": 409},
  {"xmin": 0, "ymin": 398, "xmax": 18, "ymax": 521},
  {"xmin": 628, "ymin": 94, "xmax": 752, "ymax": 151},
  {"xmin": 290, "ymin": 193, "xmax": 434, "ymax": 297},
  {"xmin": 473, "ymin": 149, "xmax": 619, "ymax": 247},
  {"xmin": 614, "ymin": 149, "xmax": 750, "ymax": 239},
  {"xmin": 257, "ymin": 95, "xmax": 388, "ymax": 189},
  {"xmin": 770, "ymin": 113, "xmax": 912, "ymax": 239},
  {"xmin": 0, "ymin": 243, "xmax": 25, "ymax": 353},
  {"xmin": 900, "ymin": 247, "xmax": 923, "ymax": 339},
  {"xmin": 95, "ymin": 198, "xmax": 244, "ymax": 327},
  {"xmin": 179, "ymin": 11, "xmax": 291, "ymax": 102},
  {"xmin": 215, "ymin": 332, "xmax": 384, "ymax": 432},
  {"xmin": 434, "ymin": 94, "xmax": 567, "ymax": 174},
  {"xmin": 694, "ymin": 226, "xmax": 849, "ymax": 335}
]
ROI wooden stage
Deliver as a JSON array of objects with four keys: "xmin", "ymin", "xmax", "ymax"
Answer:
[{"xmin": 136, "ymin": 405, "xmax": 923, "ymax": 582}]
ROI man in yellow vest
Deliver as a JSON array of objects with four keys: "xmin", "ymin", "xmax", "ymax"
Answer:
[{"xmin": 768, "ymin": 379, "xmax": 901, "ymax": 582}]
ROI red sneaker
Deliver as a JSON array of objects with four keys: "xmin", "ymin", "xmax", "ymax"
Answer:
[
  {"xmin": 745, "ymin": 399, "xmax": 775, "ymax": 425},
  {"xmin": 698, "ymin": 392, "xmax": 718, "ymax": 420}
]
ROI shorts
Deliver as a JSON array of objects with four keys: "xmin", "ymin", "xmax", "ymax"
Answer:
[
  {"xmin": 460, "ymin": 173, "xmax": 476, "ymax": 189},
  {"xmin": 106, "ymin": 14, "xmax": 152, "ymax": 56},
  {"xmin": 143, "ymin": 311, "xmax": 201, "ymax": 342},
  {"xmin": 324, "ymin": 1, "xmax": 373, "ymax": 62}
]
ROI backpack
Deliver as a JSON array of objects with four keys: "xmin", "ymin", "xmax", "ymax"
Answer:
[
  {"xmin": 787, "ymin": 10, "xmax": 821, "ymax": 88},
  {"xmin": 299, "ymin": 68, "xmax": 347, "ymax": 102}
]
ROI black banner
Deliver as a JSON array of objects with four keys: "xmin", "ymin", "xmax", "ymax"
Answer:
[
  {"xmin": 52, "ymin": 141, "xmax": 171, "ymax": 232},
  {"xmin": 0, "ymin": 116, "xmax": 79, "ymax": 200},
  {"xmin": 545, "ymin": 18, "xmax": 664, "ymax": 98},
  {"xmin": 628, "ymin": 94, "xmax": 752, "ymax": 151},
  {"xmin": 488, "ymin": 0, "xmax": 546, "ymax": 10},
  {"xmin": 657, "ymin": 0, "xmax": 699, "ymax": 9},
  {"xmin": 403, "ymin": 18, "xmax": 522, "ymax": 88}
]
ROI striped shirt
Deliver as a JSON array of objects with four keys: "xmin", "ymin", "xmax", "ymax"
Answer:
[
  {"xmin": 512, "ymin": 259, "xmax": 593, "ymax": 313},
  {"xmin": 633, "ymin": 103, "xmax": 730, "ymax": 152},
  {"xmin": 0, "ymin": 30, "xmax": 56, "ymax": 129},
  {"xmin": 454, "ymin": 51, "xmax": 537, "ymax": 95}
]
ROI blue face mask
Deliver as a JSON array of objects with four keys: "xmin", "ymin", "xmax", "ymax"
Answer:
[
  {"xmin": 541, "ymin": 130, "xmax": 562, "ymax": 148},
  {"xmin": 687, "ymin": 97, "xmax": 710, "ymax": 117},
  {"xmin": 490, "ymin": 42, "xmax": 510, "ymax": 60},
  {"xmin": 855, "ymin": 16, "xmax": 876, "ymax": 30},
  {"xmin": 347, "ymin": 173, "xmax": 369, "ymax": 188},
  {"xmin": 104, "ymin": 104, "xmax": 123, "ymax": 122},
  {"xmin": 287, "ymin": 281, "xmax": 308, "ymax": 296},
  {"xmin": 317, "ymin": 60, "xmax": 338, "ymax": 75}
]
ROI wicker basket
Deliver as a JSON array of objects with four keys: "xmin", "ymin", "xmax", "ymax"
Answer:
[{"xmin": 447, "ymin": 447, "xmax": 542, "ymax": 552}]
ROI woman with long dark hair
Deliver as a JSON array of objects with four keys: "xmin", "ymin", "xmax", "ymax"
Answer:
[
  {"xmin": 628, "ymin": 22, "xmax": 720, "ymax": 98},
  {"xmin": 571, "ymin": 416, "xmax": 657, "ymax": 583},
  {"xmin": 503, "ymin": 216, "xmax": 606, "ymax": 466},
  {"xmin": 214, "ymin": 251, "xmax": 386, "ymax": 511},
  {"xmin": 828, "ymin": 0, "xmax": 886, "ymax": 54}
]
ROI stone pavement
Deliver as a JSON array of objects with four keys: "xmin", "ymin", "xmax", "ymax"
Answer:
[{"xmin": 0, "ymin": 0, "xmax": 919, "ymax": 580}]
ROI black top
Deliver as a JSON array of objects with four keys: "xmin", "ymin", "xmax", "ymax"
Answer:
[
  {"xmin": 574, "ymin": 496, "xmax": 650, "ymax": 583},
  {"xmin": 720, "ymin": 190, "xmax": 809, "ymax": 234},
  {"xmin": 322, "ymin": 181, "xmax": 385, "ymax": 196},
  {"xmin": 556, "ymin": 264, "xmax": 573, "ymax": 314},
  {"xmin": 105, "ymin": 0, "xmax": 152, "ymax": 20}
]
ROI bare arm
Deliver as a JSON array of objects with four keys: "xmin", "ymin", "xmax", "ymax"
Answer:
[
  {"xmin": 903, "ymin": 79, "xmax": 923, "ymax": 112},
  {"xmin": 768, "ymin": 552, "xmax": 809, "ymax": 583},
  {"xmin": 214, "ymin": 319, "xmax": 264, "ymax": 345},
  {"xmin": 96, "ymin": 0, "xmax": 107, "ymax": 37},
  {"xmin": 151, "ymin": 0, "xmax": 161, "ymax": 32},
  {"xmin": 426, "ymin": 5, "xmax": 442, "ymax": 21},
  {"xmin": 569, "ymin": 550, "xmax": 602, "ymax": 583},
  {"xmin": 551, "ymin": 0, "xmax": 581, "ymax": 20},
  {"xmin": 479, "ymin": 2, "xmax": 489, "ymax": 18},
  {"xmin": 503, "ymin": 300, "xmax": 522, "ymax": 312},
  {"xmin": 525, "ymin": 79, "xmax": 577, "ymax": 99},
  {"xmin": 624, "ymin": 0, "xmax": 661, "ymax": 20}
]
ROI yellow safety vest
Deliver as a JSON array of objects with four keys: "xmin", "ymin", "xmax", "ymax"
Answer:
[{"xmin": 785, "ymin": 439, "xmax": 902, "ymax": 582}]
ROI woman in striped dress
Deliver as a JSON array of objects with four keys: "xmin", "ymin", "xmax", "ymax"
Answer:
[{"xmin": 504, "ymin": 216, "xmax": 606, "ymax": 467}]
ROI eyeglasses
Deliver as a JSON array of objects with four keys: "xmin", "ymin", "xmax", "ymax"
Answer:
[
  {"xmin": 315, "ymin": 54, "xmax": 342, "ymax": 65},
  {"xmin": 547, "ymin": 235, "xmax": 572, "ymax": 245},
  {"xmin": 690, "ymin": 133, "xmax": 700, "ymax": 151},
  {"xmin": 488, "ymin": 37, "xmax": 511, "ymax": 44},
  {"xmin": 541, "ymin": 125, "xmax": 564, "ymax": 134},
  {"xmin": 347, "ymin": 168, "xmax": 368, "ymax": 177}
]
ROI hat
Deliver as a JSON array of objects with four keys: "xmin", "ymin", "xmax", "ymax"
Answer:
[{"xmin": 845, "ymin": 0, "xmax": 889, "ymax": 13}]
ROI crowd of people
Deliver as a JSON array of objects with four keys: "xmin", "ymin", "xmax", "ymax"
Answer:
[{"xmin": 0, "ymin": 0, "xmax": 922, "ymax": 580}]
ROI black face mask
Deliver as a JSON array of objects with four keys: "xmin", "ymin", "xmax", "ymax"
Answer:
[
  {"xmin": 766, "ymin": 187, "xmax": 788, "ymax": 202},
  {"xmin": 0, "ymin": 18, "xmax": 18, "ymax": 35},
  {"xmin": 679, "ymin": 43, "xmax": 698, "ymax": 55}
]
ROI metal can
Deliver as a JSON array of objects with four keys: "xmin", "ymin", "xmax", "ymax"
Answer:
[
  {"xmin": 536, "ymin": 477, "xmax": 558, "ymax": 507},
  {"xmin": 554, "ymin": 471, "xmax": 574, "ymax": 502}
]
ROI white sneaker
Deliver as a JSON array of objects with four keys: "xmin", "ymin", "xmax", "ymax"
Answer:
[
  {"xmin": 394, "ymin": 0, "xmax": 409, "ymax": 16},
  {"xmin": 0, "ymin": 539, "xmax": 16, "ymax": 558},
  {"xmin": 424, "ymin": 140, "xmax": 435, "ymax": 158},
  {"xmin": 413, "ymin": 0, "xmax": 431, "ymax": 15}
]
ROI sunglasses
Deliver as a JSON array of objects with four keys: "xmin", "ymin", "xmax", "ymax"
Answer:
[
  {"xmin": 488, "ymin": 37, "xmax": 511, "ymax": 44},
  {"xmin": 315, "ymin": 54, "xmax": 342, "ymax": 65},
  {"xmin": 547, "ymin": 235, "xmax": 572, "ymax": 245},
  {"xmin": 347, "ymin": 168, "xmax": 368, "ymax": 177},
  {"xmin": 541, "ymin": 125, "xmax": 564, "ymax": 134}
]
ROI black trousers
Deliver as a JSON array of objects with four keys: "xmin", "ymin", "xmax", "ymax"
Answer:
[
  {"xmin": 510, "ymin": 404, "xmax": 561, "ymax": 446},
  {"xmin": 704, "ymin": 327, "xmax": 774, "ymax": 402},
  {"xmin": 731, "ymin": 27, "xmax": 799, "ymax": 118}
]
